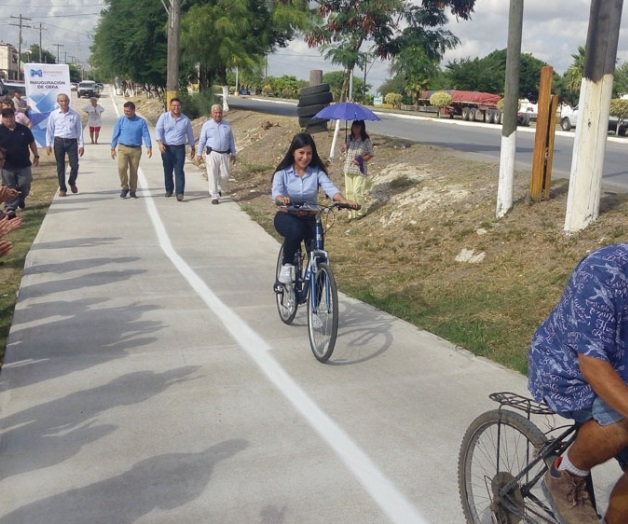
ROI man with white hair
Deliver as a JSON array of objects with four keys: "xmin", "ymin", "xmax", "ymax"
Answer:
[{"xmin": 195, "ymin": 104, "xmax": 236, "ymax": 204}]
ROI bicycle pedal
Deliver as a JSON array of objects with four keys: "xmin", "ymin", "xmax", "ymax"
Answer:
[{"xmin": 273, "ymin": 282, "xmax": 284, "ymax": 294}]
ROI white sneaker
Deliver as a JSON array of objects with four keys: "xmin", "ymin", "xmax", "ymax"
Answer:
[
  {"xmin": 311, "ymin": 314, "xmax": 323, "ymax": 329},
  {"xmin": 278, "ymin": 264, "xmax": 294, "ymax": 284}
]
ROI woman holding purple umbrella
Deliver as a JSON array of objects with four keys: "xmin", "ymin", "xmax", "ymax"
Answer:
[{"xmin": 341, "ymin": 120, "xmax": 374, "ymax": 219}]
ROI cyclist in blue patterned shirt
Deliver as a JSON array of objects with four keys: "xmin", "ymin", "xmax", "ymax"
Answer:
[{"xmin": 528, "ymin": 243, "xmax": 628, "ymax": 524}]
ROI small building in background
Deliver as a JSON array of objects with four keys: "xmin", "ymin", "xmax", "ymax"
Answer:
[{"xmin": 0, "ymin": 43, "xmax": 19, "ymax": 80}]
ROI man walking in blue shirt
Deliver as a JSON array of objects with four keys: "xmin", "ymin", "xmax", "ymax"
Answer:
[
  {"xmin": 155, "ymin": 98, "xmax": 195, "ymax": 201},
  {"xmin": 196, "ymin": 104, "xmax": 236, "ymax": 205},
  {"xmin": 110, "ymin": 101, "xmax": 152, "ymax": 199}
]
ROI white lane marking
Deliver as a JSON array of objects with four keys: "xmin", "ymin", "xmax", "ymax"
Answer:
[{"xmin": 112, "ymin": 98, "xmax": 428, "ymax": 524}]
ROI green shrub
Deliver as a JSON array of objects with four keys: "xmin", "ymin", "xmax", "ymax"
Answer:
[{"xmin": 384, "ymin": 92, "xmax": 402, "ymax": 108}]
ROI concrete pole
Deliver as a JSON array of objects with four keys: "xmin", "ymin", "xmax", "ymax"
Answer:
[
  {"xmin": 165, "ymin": 0, "xmax": 181, "ymax": 108},
  {"xmin": 496, "ymin": 0, "xmax": 523, "ymax": 218},
  {"xmin": 564, "ymin": 0, "xmax": 624, "ymax": 233}
]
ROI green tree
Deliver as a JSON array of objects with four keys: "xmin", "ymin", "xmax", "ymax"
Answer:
[
  {"xmin": 25, "ymin": 45, "xmax": 56, "ymax": 64},
  {"xmin": 429, "ymin": 91, "xmax": 452, "ymax": 117},
  {"xmin": 610, "ymin": 98, "xmax": 628, "ymax": 135},
  {"xmin": 306, "ymin": 0, "xmax": 476, "ymax": 102},
  {"xmin": 322, "ymin": 71, "xmax": 369, "ymax": 102},
  {"xmin": 181, "ymin": 0, "xmax": 308, "ymax": 92},
  {"xmin": 562, "ymin": 46, "xmax": 586, "ymax": 107},
  {"xmin": 444, "ymin": 49, "xmax": 546, "ymax": 101},
  {"xmin": 91, "ymin": 0, "xmax": 167, "ymax": 85}
]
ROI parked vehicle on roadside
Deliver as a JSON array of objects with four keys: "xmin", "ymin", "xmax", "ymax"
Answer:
[
  {"xmin": 418, "ymin": 90, "xmax": 534, "ymax": 127},
  {"xmin": 0, "ymin": 79, "xmax": 26, "ymax": 97},
  {"xmin": 560, "ymin": 105, "xmax": 628, "ymax": 135},
  {"xmin": 77, "ymin": 81, "xmax": 101, "ymax": 98}
]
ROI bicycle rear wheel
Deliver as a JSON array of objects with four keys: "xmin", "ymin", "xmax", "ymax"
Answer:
[
  {"xmin": 458, "ymin": 409, "xmax": 555, "ymax": 523},
  {"xmin": 275, "ymin": 246, "xmax": 298, "ymax": 324},
  {"xmin": 307, "ymin": 262, "xmax": 338, "ymax": 362}
]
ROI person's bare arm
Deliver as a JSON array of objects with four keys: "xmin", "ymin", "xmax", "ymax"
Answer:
[{"xmin": 580, "ymin": 353, "xmax": 628, "ymax": 418}]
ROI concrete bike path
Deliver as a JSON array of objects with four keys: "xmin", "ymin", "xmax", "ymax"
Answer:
[{"xmin": 0, "ymin": 89, "xmax": 617, "ymax": 523}]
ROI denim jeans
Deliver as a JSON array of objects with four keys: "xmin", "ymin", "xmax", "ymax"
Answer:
[
  {"xmin": 161, "ymin": 145, "xmax": 186, "ymax": 195},
  {"xmin": 53, "ymin": 137, "xmax": 79, "ymax": 192},
  {"xmin": 274, "ymin": 212, "xmax": 317, "ymax": 265}
]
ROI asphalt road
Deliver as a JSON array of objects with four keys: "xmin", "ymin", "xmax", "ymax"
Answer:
[{"xmin": 228, "ymin": 96, "xmax": 628, "ymax": 192}]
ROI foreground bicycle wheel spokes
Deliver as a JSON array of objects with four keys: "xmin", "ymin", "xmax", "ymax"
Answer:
[
  {"xmin": 307, "ymin": 263, "xmax": 339, "ymax": 362},
  {"xmin": 458, "ymin": 410, "xmax": 558, "ymax": 523}
]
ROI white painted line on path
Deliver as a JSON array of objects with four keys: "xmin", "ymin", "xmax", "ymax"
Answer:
[{"xmin": 110, "ymin": 97, "xmax": 429, "ymax": 524}]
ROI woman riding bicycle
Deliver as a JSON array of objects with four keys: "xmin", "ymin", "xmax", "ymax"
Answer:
[{"xmin": 271, "ymin": 133, "xmax": 357, "ymax": 284}]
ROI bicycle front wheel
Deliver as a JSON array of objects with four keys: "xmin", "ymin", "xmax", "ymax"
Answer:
[
  {"xmin": 307, "ymin": 262, "xmax": 338, "ymax": 362},
  {"xmin": 458, "ymin": 409, "xmax": 553, "ymax": 523},
  {"xmin": 275, "ymin": 246, "xmax": 297, "ymax": 324}
]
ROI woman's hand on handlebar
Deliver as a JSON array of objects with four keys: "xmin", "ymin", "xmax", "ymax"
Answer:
[
  {"xmin": 275, "ymin": 195, "xmax": 291, "ymax": 206},
  {"xmin": 340, "ymin": 199, "xmax": 360, "ymax": 210}
]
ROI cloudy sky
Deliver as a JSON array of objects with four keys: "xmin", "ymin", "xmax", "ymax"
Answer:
[{"xmin": 1, "ymin": 0, "xmax": 628, "ymax": 92}]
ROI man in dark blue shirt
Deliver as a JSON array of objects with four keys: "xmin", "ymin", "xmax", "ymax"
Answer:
[
  {"xmin": 110, "ymin": 101, "xmax": 152, "ymax": 199},
  {"xmin": 0, "ymin": 108, "xmax": 39, "ymax": 217}
]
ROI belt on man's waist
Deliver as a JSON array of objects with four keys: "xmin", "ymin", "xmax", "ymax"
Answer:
[
  {"xmin": 120, "ymin": 143, "xmax": 141, "ymax": 148},
  {"xmin": 164, "ymin": 143, "xmax": 185, "ymax": 148},
  {"xmin": 206, "ymin": 147, "xmax": 230, "ymax": 154},
  {"xmin": 54, "ymin": 137, "xmax": 77, "ymax": 141}
]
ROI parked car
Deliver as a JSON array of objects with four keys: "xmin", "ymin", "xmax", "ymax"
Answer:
[
  {"xmin": 0, "ymin": 79, "xmax": 26, "ymax": 97},
  {"xmin": 77, "ymin": 81, "xmax": 101, "ymax": 98},
  {"xmin": 560, "ymin": 105, "xmax": 628, "ymax": 135}
]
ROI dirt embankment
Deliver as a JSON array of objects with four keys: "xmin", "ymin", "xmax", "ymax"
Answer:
[{"xmin": 133, "ymin": 95, "xmax": 628, "ymax": 373}]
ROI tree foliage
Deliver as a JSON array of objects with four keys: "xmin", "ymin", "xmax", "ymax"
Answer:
[
  {"xmin": 91, "ymin": 0, "xmax": 168, "ymax": 85},
  {"xmin": 91, "ymin": 0, "xmax": 307, "ymax": 90},
  {"xmin": 610, "ymin": 98, "xmax": 628, "ymax": 134},
  {"xmin": 443, "ymin": 49, "xmax": 546, "ymax": 101},
  {"xmin": 181, "ymin": 0, "xmax": 309, "ymax": 91},
  {"xmin": 305, "ymin": 0, "xmax": 476, "ymax": 101}
]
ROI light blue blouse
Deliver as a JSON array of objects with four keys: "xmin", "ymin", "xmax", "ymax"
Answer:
[{"xmin": 271, "ymin": 165, "xmax": 340, "ymax": 204}]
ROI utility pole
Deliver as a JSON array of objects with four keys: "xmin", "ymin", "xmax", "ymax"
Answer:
[
  {"xmin": 52, "ymin": 43, "xmax": 63, "ymax": 64},
  {"xmin": 37, "ymin": 23, "xmax": 45, "ymax": 62},
  {"xmin": 496, "ymin": 0, "xmax": 523, "ymax": 218},
  {"xmin": 9, "ymin": 15, "xmax": 32, "ymax": 80},
  {"xmin": 161, "ymin": 0, "xmax": 182, "ymax": 107},
  {"xmin": 564, "ymin": 0, "xmax": 624, "ymax": 232}
]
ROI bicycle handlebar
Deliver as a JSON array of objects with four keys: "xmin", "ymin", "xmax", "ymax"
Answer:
[{"xmin": 277, "ymin": 202, "xmax": 361, "ymax": 213}]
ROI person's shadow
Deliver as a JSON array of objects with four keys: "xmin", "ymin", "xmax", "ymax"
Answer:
[{"xmin": 0, "ymin": 440, "xmax": 248, "ymax": 524}]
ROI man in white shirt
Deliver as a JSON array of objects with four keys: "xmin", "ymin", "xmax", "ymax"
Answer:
[
  {"xmin": 82, "ymin": 97, "xmax": 104, "ymax": 144},
  {"xmin": 46, "ymin": 93, "xmax": 85, "ymax": 196}
]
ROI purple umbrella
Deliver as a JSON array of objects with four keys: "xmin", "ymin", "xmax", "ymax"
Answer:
[{"xmin": 313, "ymin": 102, "xmax": 381, "ymax": 122}]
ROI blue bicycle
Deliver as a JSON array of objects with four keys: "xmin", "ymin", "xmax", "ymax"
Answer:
[{"xmin": 273, "ymin": 202, "xmax": 354, "ymax": 362}]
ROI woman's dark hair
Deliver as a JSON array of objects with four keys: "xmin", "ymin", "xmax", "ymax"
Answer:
[
  {"xmin": 273, "ymin": 132, "xmax": 328, "ymax": 179},
  {"xmin": 350, "ymin": 120, "xmax": 369, "ymax": 141}
]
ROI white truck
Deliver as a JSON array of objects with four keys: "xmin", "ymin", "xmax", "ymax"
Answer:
[{"xmin": 560, "ymin": 105, "xmax": 627, "ymax": 135}]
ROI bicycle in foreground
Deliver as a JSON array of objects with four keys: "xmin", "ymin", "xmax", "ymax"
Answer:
[
  {"xmin": 273, "ymin": 202, "xmax": 355, "ymax": 363},
  {"xmin": 458, "ymin": 391, "xmax": 600, "ymax": 523}
]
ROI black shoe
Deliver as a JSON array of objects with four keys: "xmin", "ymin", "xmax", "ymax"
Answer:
[
  {"xmin": 18, "ymin": 201, "xmax": 25, "ymax": 209},
  {"xmin": 6, "ymin": 212, "xmax": 17, "ymax": 220},
  {"xmin": 130, "ymin": 192, "xmax": 137, "ymax": 199},
  {"xmin": 165, "ymin": 191, "xmax": 173, "ymax": 198},
  {"xmin": 176, "ymin": 194, "xmax": 184, "ymax": 201},
  {"xmin": 120, "ymin": 189, "xmax": 129, "ymax": 198}
]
